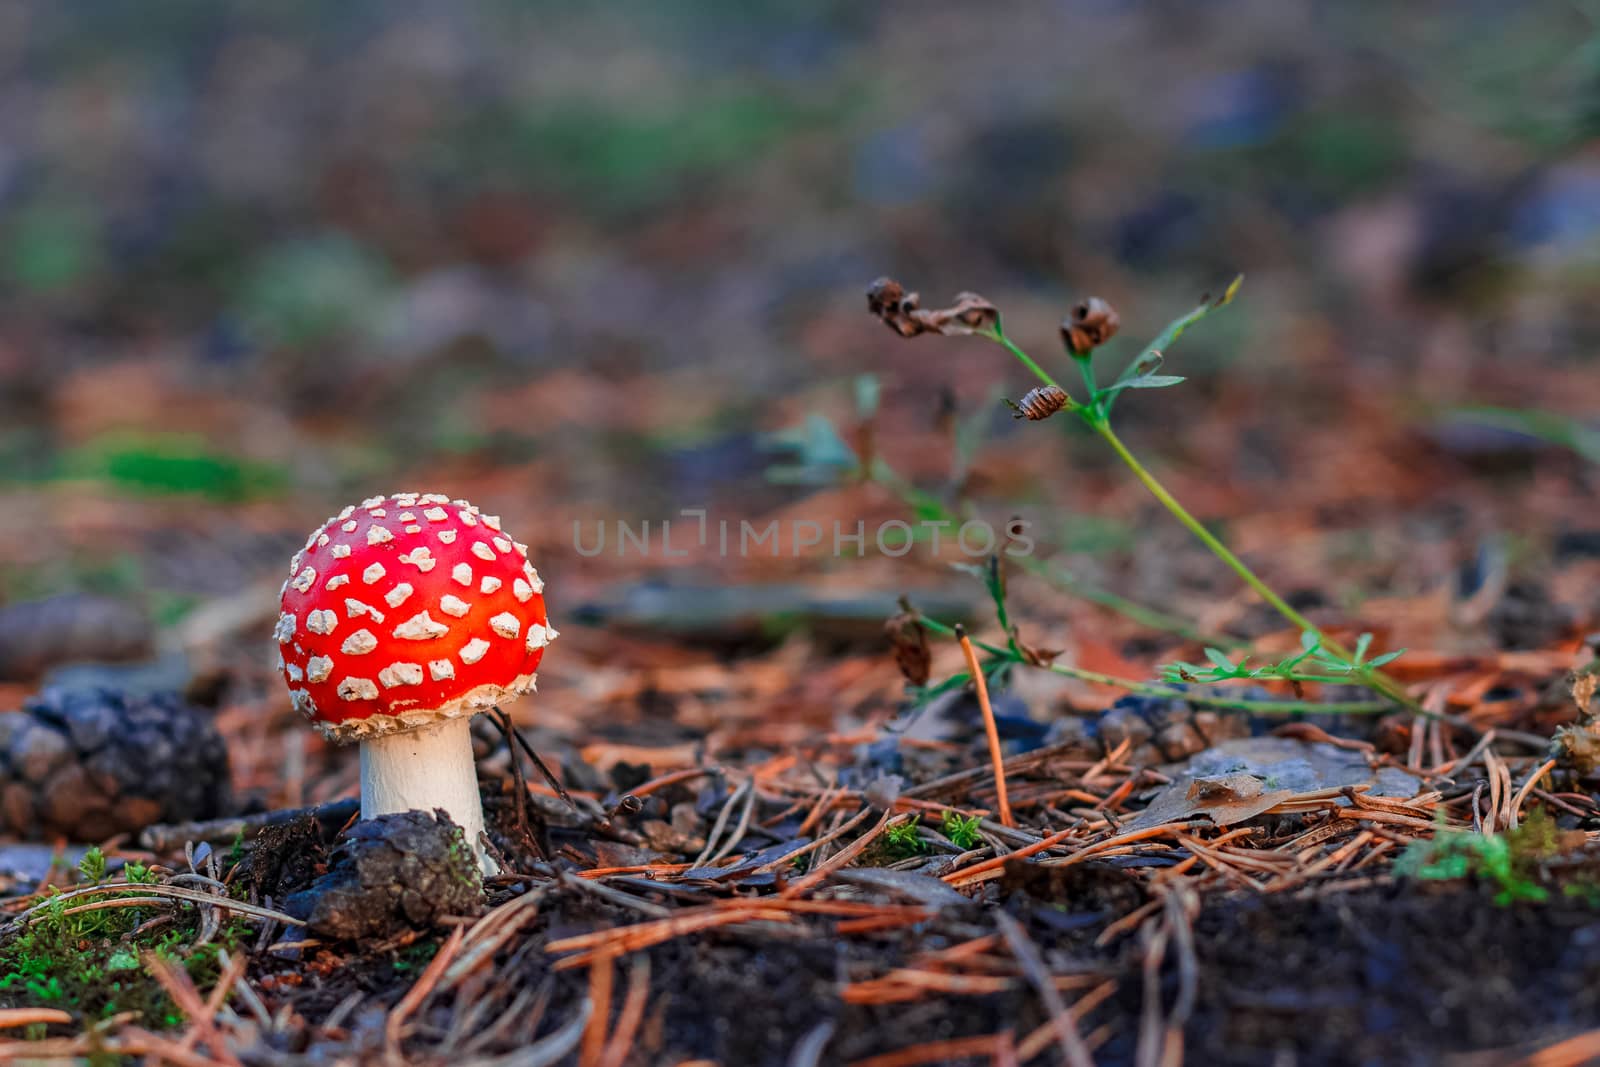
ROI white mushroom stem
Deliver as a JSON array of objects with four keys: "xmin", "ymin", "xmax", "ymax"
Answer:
[{"xmin": 359, "ymin": 716, "xmax": 499, "ymax": 876}]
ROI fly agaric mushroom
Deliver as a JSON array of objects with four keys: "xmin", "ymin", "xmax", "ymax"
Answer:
[{"xmin": 276, "ymin": 493, "xmax": 556, "ymax": 874}]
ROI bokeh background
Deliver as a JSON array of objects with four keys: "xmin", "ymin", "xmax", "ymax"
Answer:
[{"xmin": 1, "ymin": 2, "xmax": 1598, "ymax": 801}]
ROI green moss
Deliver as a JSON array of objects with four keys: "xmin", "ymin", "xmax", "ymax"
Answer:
[
  {"xmin": 941, "ymin": 811, "xmax": 984, "ymax": 851},
  {"xmin": 0, "ymin": 881, "xmax": 252, "ymax": 1028},
  {"xmin": 879, "ymin": 815, "xmax": 927, "ymax": 860},
  {"xmin": 1397, "ymin": 808, "xmax": 1576, "ymax": 906},
  {"xmin": 443, "ymin": 824, "xmax": 482, "ymax": 893}
]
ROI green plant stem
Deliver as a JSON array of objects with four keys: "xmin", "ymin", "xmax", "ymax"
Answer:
[
  {"xmin": 1169, "ymin": 671, "xmax": 1390, "ymax": 687},
  {"xmin": 1094, "ymin": 422, "xmax": 1314, "ymax": 631},
  {"xmin": 870, "ymin": 460, "xmax": 1233, "ymax": 647},
  {"xmin": 988, "ymin": 328, "xmax": 1072, "ymax": 398},
  {"xmin": 1024, "ymin": 558, "xmax": 1242, "ymax": 648},
  {"xmin": 1090, "ymin": 421, "xmax": 1421, "ymax": 713},
  {"xmin": 1074, "ymin": 354, "xmax": 1098, "ymax": 400},
  {"xmin": 973, "ymin": 324, "xmax": 1421, "ymax": 714},
  {"xmin": 916, "ymin": 616, "xmax": 1391, "ymax": 716}
]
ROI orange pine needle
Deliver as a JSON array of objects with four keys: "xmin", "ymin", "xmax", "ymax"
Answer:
[{"xmin": 957, "ymin": 626, "xmax": 1013, "ymax": 827}]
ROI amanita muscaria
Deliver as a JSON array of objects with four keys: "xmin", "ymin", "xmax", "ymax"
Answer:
[{"xmin": 276, "ymin": 493, "xmax": 555, "ymax": 873}]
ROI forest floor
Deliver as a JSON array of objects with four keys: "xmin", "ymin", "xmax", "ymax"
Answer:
[{"xmin": 2, "ymin": 312, "xmax": 1600, "ymax": 1066}]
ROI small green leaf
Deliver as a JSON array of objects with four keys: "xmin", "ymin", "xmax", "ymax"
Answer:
[
  {"xmin": 1365, "ymin": 649, "xmax": 1406, "ymax": 669},
  {"xmin": 1096, "ymin": 374, "xmax": 1187, "ymax": 404},
  {"xmin": 855, "ymin": 375, "xmax": 880, "ymax": 420},
  {"xmin": 1204, "ymin": 647, "xmax": 1236, "ymax": 671},
  {"xmin": 1115, "ymin": 348, "xmax": 1165, "ymax": 383},
  {"xmin": 1217, "ymin": 274, "xmax": 1244, "ymax": 306}
]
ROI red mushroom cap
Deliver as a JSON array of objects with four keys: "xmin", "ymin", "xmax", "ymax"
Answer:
[{"xmin": 276, "ymin": 493, "xmax": 555, "ymax": 742}]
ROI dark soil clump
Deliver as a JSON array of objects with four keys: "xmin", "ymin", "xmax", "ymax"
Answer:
[{"xmin": 284, "ymin": 810, "xmax": 483, "ymax": 942}]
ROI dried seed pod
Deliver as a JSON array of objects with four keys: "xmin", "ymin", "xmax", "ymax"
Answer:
[
  {"xmin": 1008, "ymin": 385, "xmax": 1070, "ymax": 421},
  {"xmin": 885, "ymin": 610, "xmax": 932, "ymax": 687},
  {"xmin": 867, "ymin": 277, "xmax": 999, "ymax": 338},
  {"xmin": 944, "ymin": 292, "xmax": 999, "ymax": 334},
  {"xmin": 867, "ymin": 277, "xmax": 923, "ymax": 337},
  {"xmin": 1061, "ymin": 297, "xmax": 1120, "ymax": 355}
]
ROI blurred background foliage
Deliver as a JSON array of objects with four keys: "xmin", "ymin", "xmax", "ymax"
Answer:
[{"xmin": 0, "ymin": 0, "xmax": 1596, "ymax": 612}]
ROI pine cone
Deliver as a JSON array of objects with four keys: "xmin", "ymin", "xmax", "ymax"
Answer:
[
  {"xmin": 0, "ymin": 688, "xmax": 232, "ymax": 841},
  {"xmin": 1093, "ymin": 691, "xmax": 1252, "ymax": 764}
]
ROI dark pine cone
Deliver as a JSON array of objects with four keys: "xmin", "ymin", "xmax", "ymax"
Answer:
[
  {"xmin": 0, "ymin": 688, "xmax": 232, "ymax": 841},
  {"xmin": 1098, "ymin": 693, "xmax": 1238, "ymax": 764}
]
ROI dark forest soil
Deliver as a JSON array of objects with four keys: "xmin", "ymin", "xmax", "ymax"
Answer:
[{"xmin": 245, "ymin": 838, "xmax": 1600, "ymax": 1067}]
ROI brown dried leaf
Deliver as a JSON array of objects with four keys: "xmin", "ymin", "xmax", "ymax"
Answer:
[
  {"xmin": 885, "ymin": 609, "xmax": 931, "ymax": 687},
  {"xmin": 1014, "ymin": 632, "xmax": 1062, "ymax": 667}
]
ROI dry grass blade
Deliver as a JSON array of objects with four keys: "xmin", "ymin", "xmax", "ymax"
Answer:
[
  {"xmin": 443, "ymin": 888, "xmax": 545, "ymax": 992},
  {"xmin": 459, "ymin": 999, "xmax": 592, "ymax": 1067},
  {"xmin": 5, "ymin": 882, "xmax": 304, "ymax": 930}
]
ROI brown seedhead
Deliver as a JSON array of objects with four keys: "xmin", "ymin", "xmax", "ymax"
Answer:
[
  {"xmin": 1061, "ymin": 297, "xmax": 1120, "ymax": 355},
  {"xmin": 866, "ymin": 276, "xmax": 998, "ymax": 338}
]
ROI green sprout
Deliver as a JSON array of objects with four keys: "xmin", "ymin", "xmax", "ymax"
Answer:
[
  {"xmin": 882, "ymin": 815, "xmax": 927, "ymax": 858},
  {"xmin": 1160, "ymin": 630, "xmax": 1405, "ymax": 697},
  {"xmin": 941, "ymin": 811, "xmax": 984, "ymax": 850},
  {"xmin": 77, "ymin": 847, "xmax": 107, "ymax": 884}
]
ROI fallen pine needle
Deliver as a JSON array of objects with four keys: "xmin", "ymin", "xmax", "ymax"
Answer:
[
  {"xmin": 581, "ymin": 948, "xmax": 615, "ymax": 1067},
  {"xmin": 598, "ymin": 955, "xmax": 651, "ymax": 1067},
  {"xmin": 386, "ymin": 925, "xmax": 465, "ymax": 1058},
  {"xmin": 782, "ymin": 809, "xmax": 907, "ymax": 897},
  {"xmin": 958, "ymin": 625, "xmax": 1014, "ymax": 828},
  {"xmin": 549, "ymin": 907, "xmax": 794, "ymax": 970},
  {"xmin": 1522, "ymin": 1026, "xmax": 1600, "ymax": 1067},
  {"xmin": 849, "ymin": 1032, "xmax": 1008, "ymax": 1067},
  {"xmin": 941, "ymin": 824, "xmax": 1079, "ymax": 887},
  {"xmin": 1510, "ymin": 758, "xmax": 1558, "ymax": 829},
  {"xmin": 0, "ymin": 1008, "xmax": 73, "ymax": 1028}
]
